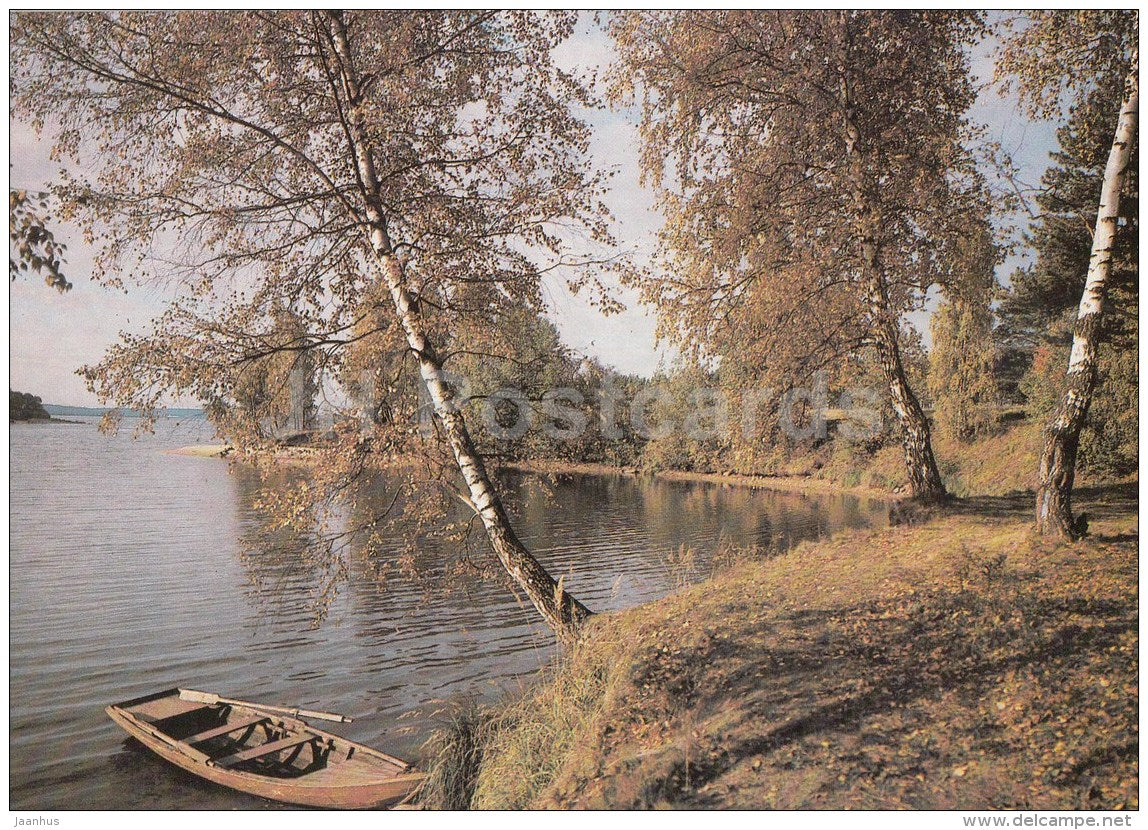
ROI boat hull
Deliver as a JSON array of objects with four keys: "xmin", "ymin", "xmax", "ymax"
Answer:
[{"xmin": 106, "ymin": 690, "xmax": 424, "ymax": 810}]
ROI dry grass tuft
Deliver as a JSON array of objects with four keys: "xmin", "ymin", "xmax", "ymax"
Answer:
[
  {"xmin": 418, "ymin": 700, "xmax": 489, "ymax": 810},
  {"xmin": 471, "ymin": 638, "xmax": 619, "ymax": 809}
]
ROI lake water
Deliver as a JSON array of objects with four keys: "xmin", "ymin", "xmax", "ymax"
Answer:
[{"xmin": 10, "ymin": 417, "xmax": 887, "ymax": 809}]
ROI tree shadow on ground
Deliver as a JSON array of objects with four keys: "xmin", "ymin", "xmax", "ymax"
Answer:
[
  {"xmin": 603, "ymin": 545, "xmax": 1138, "ymax": 810},
  {"xmin": 941, "ymin": 481, "xmax": 1137, "ymax": 524}
]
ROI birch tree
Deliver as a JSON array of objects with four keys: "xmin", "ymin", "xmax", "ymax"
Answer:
[
  {"xmin": 997, "ymin": 10, "xmax": 1139, "ymax": 539},
  {"xmin": 11, "ymin": 11, "xmax": 608, "ymax": 642},
  {"xmin": 612, "ymin": 10, "xmax": 990, "ymax": 502}
]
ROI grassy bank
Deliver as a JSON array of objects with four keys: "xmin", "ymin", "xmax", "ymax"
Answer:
[
  {"xmin": 424, "ymin": 481, "xmax": 1138, "ymax": 810},
  {"xmin": 802, "ymin": 420, "xmax": 1129, "ymax": 498},
  {"xmin": 504, "ymin": 420, "xmax": 1122, "ymax": 501},
  {"xmin": 813, "ymin": 421, "xmax": 1047, "ymax": 497}
]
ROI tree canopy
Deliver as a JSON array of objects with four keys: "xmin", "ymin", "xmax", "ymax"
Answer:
[{"xmin": 610, "ymin": 10, "xmax": 994, "ymax": 499}]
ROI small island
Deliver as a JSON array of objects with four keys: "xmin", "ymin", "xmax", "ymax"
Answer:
[{"xmin": 10, "ymin": 389, "xmax": 77, "ymax": 423}]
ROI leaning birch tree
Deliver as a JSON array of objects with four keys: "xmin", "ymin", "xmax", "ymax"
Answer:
[
  {"xmin": 612, "ymin": 11, "xmax": 990, "ymax": 502},
  {"xmin": 11, "ymin": 11, "xmax": 604, "ymax": 642},
  {"xmin": 997, "ymin": 10, "xmax": 1139, "ymax": 539}
]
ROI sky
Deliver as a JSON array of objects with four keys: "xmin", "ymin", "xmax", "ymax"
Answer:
[{"xmin": 7, "ymin": 14, "xmax": 1059, "ymax": 408}]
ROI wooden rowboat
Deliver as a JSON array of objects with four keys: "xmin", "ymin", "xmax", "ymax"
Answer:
[{"xmin": 106, "ymin": 688, "xmax": 425, "ymax": 809}]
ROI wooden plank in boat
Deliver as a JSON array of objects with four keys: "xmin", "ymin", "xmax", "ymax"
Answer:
[
  {"xmin": 214, "ymin": 733, "xmax": 318, "ymax": 769},
  {"xmin": 184, "ymin": 715, "xmax": 270, "ymax": 745}
]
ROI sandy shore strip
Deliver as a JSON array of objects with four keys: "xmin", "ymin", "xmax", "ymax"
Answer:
[{"xmin": 168, "ymin": 444, "xmax": 232, "ymax": 457}]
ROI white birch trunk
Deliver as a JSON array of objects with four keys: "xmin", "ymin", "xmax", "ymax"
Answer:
[
  {"xmin": 1036, "ymin": 50, "xmax": 1139, "ymax": 539},
  {"xmin": 322, "ymin": 11, "xmax": 591, "ymax": 642}
]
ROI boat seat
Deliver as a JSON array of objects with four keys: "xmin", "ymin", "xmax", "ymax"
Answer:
[
  {"xmin": 153, "ymin": 704, "xmax": 215, "ymax": 724},
  {"xmin": 213, "ymin": 733, "xmax": 319, "ymax": 769},
  {"xmin": 132, "ymin": 697, "xmax": 214, "ymax": 724},
  {"xmin": 184, "ymin": 714, "xmax": 271, "ymax": 745}
]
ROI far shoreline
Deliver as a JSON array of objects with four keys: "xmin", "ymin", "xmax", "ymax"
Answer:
[
  {"xmin": 10, "ymin": 416, "xmax": 84, "ymax": 425},
  {"xmin": 499, "ymin": 458, "xmax": 898, "ymax": 501},
  {"xmin": 167, "ymin": 443, "xmax": 898, "ymax": 500}
]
